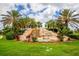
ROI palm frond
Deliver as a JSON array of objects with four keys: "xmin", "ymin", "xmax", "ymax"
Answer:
[
  {"xmin": 7, "ymin": 11, "xmax": 12, "ymax": 16},
  {"xmin": 70, "ymin": 10, "xmax": 77, "ymax": 15},
  {"xmin": 1, "ymin": 14, "xmax": 10, "ymax": 17},
  {"xmin": 72, "ymin": 14, "xmax": 79, "ymax": 17},
  {"xmin": 71, "ymin": 19, "xmax": 79, "ymax": 23}
]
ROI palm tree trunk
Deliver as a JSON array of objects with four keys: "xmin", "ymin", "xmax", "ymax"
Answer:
[{"xmin": 65, "ymin": 20, "xmax": 68, "ymax": 29}]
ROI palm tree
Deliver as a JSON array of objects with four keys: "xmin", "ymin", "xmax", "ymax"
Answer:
[
  {"xmin": 36, "ymin": 21, "xmax": 42, "ymax": 28},
  {"xmin": 17, "ymin": 17, "xmax": 30, "ymax": 29},
  {"xmin": 45, "ymin": 20, "xmax": 58, "ymax": 32},
  {"xmin": 1, "ymin": 10, "xmax": 21, "ymax": 27},
  {"xmin": 23, "ymin": 18, "xmax": 37, "ymax": 28},
  {"xmin": 58, "ymin": 9, "xmax": 79, "ymax": 29},
  {"xmin": 56, "ymin": 9, "xmax": 79, "ymax": 41},
  {"xmin": 0, "ymin": 10, "xmax": 21, "ymax": 38}
]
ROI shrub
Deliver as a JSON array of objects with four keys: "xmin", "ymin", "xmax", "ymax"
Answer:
[
  {"xmin": 68, "ymin": 33, "xmax": 79, "ymax": 39},
  {"xmin": 5, "ymin": 31, "xmax": 14, "ymax": 40},
  {"xmin": 16, "ymin": 29, "xmax": 25, "ymax": 35},
  {"xmin": 32, "ymin": 38, "xmax": 37, "ymax": 42}
]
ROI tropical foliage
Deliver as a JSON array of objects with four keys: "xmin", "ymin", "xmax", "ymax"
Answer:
[
  {"xmin": 45, "ymin": 9, "xmax": 79, "ymax": 40},
  {"xmin": 0, "ymin": 8, "xmax": 79, "ymax": 40},
  {"xmin": 0, "ymin": 10, "xmax": 42, "ymax": 40},
  {"xmin": 58, "ymin": 9, "xmax": 79, "ymax": 29},
  {"xmin": 1, "ymin": 10, "xmax": 21, "ymax": 27},
  {"xmin": 45, "ymin": 20, "xmax": 58, "ymax": 32}
]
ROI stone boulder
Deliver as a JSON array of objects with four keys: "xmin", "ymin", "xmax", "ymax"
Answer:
[
  {"xmin": 48, "ymin": 36, "xmax": 60, "ymax": 42},
  {"xmin": 63, "ymin": 36, "xmax": 70, "ymax": 42},
  {"xmin": 19, "ymin": 28, "xmax": 60, "ymax": 42},
  {"xmin": 37, "ymin": 37, "xmax": 49, "ymax": 42},
  {"xmin": 19, "ymin": 35, "xmax": 27, "ymax": 41}
]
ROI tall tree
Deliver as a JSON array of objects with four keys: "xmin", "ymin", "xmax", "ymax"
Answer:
[
  {"xmin": 58, "ymin": 9, "xmax": 79, "ymax": 29},
  {"xmin": 56, "ymin": 9, "xmax": 79, "ymax": 41},
  {"xmin": 36, "ymin": 21, "xmax": 42, "ymax": 28},
  {"xmin": 0, "ymin": 10, "xmax": 22, "ymax": 38},
  {"xmin": 45, "ymin": 20, "xmax": 58, "ymax": 31},
  {"xmin": 1, "ymin": 10, "xmax": 21, "ymax": 27}
]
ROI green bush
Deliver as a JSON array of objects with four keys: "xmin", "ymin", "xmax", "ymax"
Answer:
[
  {"xmin": 32, "ymin": 38, "xmax": 37, "ymax": 42},
  {"xmin": 5, "ymin": 31, "xmax": 14, "ymax": 40},
  {"xmin": 16, "ymin": 29, "xmax": 25, "ymax": 35},
  {"xmin": 68, "ymin": 33, "xmax": 79, "ymax": 39}
]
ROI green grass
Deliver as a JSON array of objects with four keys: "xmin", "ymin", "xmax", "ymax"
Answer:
[{"xmin": 0, "ymin": 39, "xmax": 79, "ymax": 56}]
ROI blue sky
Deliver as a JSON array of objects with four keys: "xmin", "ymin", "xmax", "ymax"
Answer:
[{"xmin": 0, "ymin": 3, "xmax": 79, "ymax": 30}]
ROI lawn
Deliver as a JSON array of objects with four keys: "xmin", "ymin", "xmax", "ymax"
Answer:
[{"xmin": 0, "ymin": 39, "xmax": 79, "ymax": 56}]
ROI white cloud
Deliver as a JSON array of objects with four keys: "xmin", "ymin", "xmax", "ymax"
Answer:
[
  {"xmin": 0, "ymin": 3, "xmax": 79, "ymax": 30},
  {"xmin": 0, "ymin": 3, "xmax": 79, "ymax": 25}
]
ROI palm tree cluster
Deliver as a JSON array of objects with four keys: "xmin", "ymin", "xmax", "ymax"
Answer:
[
  {"xmin": 45, "ymin": 9, "xmax": 79, "ymax": 40},
  {"xmin": 0, "ymin": 10, "xmax": 42, "ymax": 39},
  {"xmin": 1, "ymin": 10, "xmax": 42, "ymax": 29},
  {"xmin": 1, "ymin": 8, "xmax": 79, "ymax": 40},
  {"xmin": 45, "ymin": 20, "xmax": 58, "ymax": 32},
  {"xmin": 46, "ymin": 9, "xmax": 79, "ymax": 30}
]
